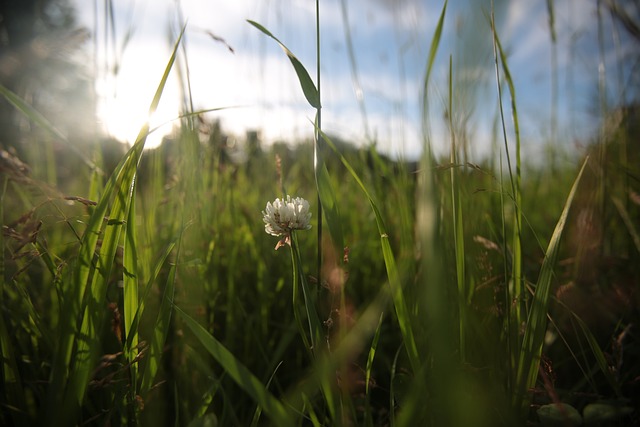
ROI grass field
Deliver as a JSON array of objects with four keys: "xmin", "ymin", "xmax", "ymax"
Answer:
[{"xmin": 1, "ymin": 1, "xmax": 639, "ymax": 426}]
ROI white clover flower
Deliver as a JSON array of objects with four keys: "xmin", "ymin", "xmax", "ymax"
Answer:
[{"xmin": 262, "ymin": 196, "xmax": 312, "ymax": 248}]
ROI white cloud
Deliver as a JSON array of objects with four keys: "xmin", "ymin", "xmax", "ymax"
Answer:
[{"xmin": 71, "ymin": 0, "xmax": 616, "ymax": 161}]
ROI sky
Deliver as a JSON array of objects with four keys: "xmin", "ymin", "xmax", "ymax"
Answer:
[{"xmin": 71, "ymin": 0, "xmax": 637, "ymax": 160}]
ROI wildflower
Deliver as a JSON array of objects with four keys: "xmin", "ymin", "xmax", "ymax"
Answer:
[{"xmin": 262, "ymin": 195, "xmax": 312, "ymax": 249}]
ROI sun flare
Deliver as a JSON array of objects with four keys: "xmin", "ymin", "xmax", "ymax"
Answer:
[{"xmin": 97, "ymin": 95, "xmax": 178, "ymax": 149}]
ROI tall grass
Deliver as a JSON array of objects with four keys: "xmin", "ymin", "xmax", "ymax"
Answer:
[{"xmin": 1, "ymin": 1, "xmax": 638, "ymax": 426}]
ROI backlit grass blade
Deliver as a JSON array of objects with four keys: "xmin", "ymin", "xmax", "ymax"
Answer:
[
  {"xmin": 139, "ymin": 235, "xmax": 180, "ymax": 395},
  {"xmin": 491, "ymin": 6, "xmax": 524, "ymax": 388},
  {"xmin": 149, "ymin": 106, "xmax": 241, "ymax": 136},
  {"xmin": 514, "ymin": 158, "xmax": 588, "ymax": 411},
  {"xmin": 123, "ymin": 188, "xmax": 139, "ymax": 397},
  {"xmin": 45, "ymin": 26, "xmax": 186, "ymax": 426},
  {"xmin": 247, "ymin": 20, "xmax": 320, "ymax": 109},
  {"xmin": 66, "ymin": 157, "xmax": 137, "ymax": 412},
  {"xmin": 174, "ymin": 305, "xmax": 293, "ymax": 426},
  {"xmin": 125, "ymin": 241, "xmax": 177, "ymax": 352},
  {"xmin": 45, "ymin": 136, "xmax": 132, "ymax": 425},
  {"xmin": 0, "ymin": 85, "xmax": 66, "ymax": 141},
  {"xmin": 0, "ymin": 84, "xmax": 99, "ymax": 173},
  {"xmin": 122, "ymin": 240, "xmax": 176, "ymax": 419},
  {"xmin": 71, "ymin": 22, "xmax": 186, "ymax": 410},
  {"xmin": 88, "ymin": 144, "xmax": 106, "ymax": 207},
  {"xmin": 421, "ymin": 0, "xmax": 447, "ymax": 133}
]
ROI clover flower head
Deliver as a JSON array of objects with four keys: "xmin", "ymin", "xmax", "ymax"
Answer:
[{"xmin": 262, "ymin": 196, "xmax": 312, "ymax": 245}]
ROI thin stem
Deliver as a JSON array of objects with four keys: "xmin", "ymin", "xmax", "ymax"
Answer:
[
  {"xmin": 546, "ymin": 0, "xmax": 558, "ymax": 150},
  {"xmin": 315, "ymin": 0, "xmax": 323, "ymax": 288},
  {"xmin": 290, "ymin": 233, "xmax": 312, "ymax": 354},
  {"xmin": 340, "ymin": 0, "xmax": 371, "ymax": 141},
  {"xmin": 291, "ymin": 233, "xmax": 322, "ymax": 355},
  {"xmin": 597, "ymin": 0, "xmax": 608, "ymax": 257}
]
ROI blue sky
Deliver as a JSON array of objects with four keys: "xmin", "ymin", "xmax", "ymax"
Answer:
[{"xmin": 72, "ymin": 0, "xmax": 637, "ymax": 160}]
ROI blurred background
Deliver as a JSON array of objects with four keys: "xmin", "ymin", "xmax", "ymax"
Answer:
[{"xmin": 2, "ymin": 0, "xmax": 638, "ymax": 159}]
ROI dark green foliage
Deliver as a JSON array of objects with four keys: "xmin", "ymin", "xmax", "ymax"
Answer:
[{"xmin": 2, "ymin": 110, "xmax": 638, "ymax": 425}]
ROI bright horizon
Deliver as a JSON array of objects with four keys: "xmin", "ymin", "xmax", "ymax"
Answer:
[{"xmin": 73, "ymin": 0, "xmax": 636, "ymax": 160}]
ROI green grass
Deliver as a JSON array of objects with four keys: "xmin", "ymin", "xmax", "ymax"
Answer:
[{"xmin": 1, "ymin": 1, "xmax": 639, "ymax": 426}]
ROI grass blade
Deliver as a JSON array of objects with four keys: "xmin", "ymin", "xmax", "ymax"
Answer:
[
  {"xmin": 174, "ymin": 305, "xmax": 293, "ymax": 426},
  {"xmin": 421, "ymin": 0, "xmax": 447, "ymax": 133},
  {"xmin": 247, "ymin": 20, "xmax": 320, "ymax": 109},
  {"xmin": 123, "ymin": 191, "xmax": 139, "ymax": 398},
  {"xmin": 447, "ymin": 55, "xmax": 468, "ymax": 362},
  {"xmin": 491, "ymin": 6, "xmax": 525, "ymax": 392},
  {"xmin": 572, "ymin": 313, "xmax": 622, "ymax": 396},
  {"xmin": 250, "ymin": 362, "xmax": 283, "ymax": 427},
  {"xmin": 125, "ymin": 242, "xmax": 177, "ymax": 351},
  {"xmin": 290, "ymin": 232, "xmax": 338, "ymax": 420},
  {"xmin": 0, "ymin": 178, "xmax": 28, "ymax": 426},
  {"xmin": 612, "ymin": 196, "xmax": 640, "ymax": 256},
  {"xmin": 0, "ymin": 84, "xmax": 99, "ymax": 172},
  {"xmin": 514, "ymin": 158, "xmax": 588, "ymax": 411},
  {"xmin": 364, "ymin": 312, "xmax": 384, "ymax": 427},
  {"xmin": 139, "ymin": 235, "xmax": 180, "ymax": 395},
  {"xmin": 72, "ymin": 22, "xmax": 186, "ymax": 411},
  {"xmin": 365, "ymin": 312, "xmax": 383, "ymax": 397},
  {"xmin": 44, "ymin": 26, "xmax": 186, "ymax": 426},
  {"xmin": 280, "ymin": 289, "xmax": 388, "ymax": 416},
  {"xmin": 315, "ymin": 128, "xmax": 420, "ymax": 373},
  {"xmin": 315, "ymin": 152, "xmax": 345, "ymax": 261}
]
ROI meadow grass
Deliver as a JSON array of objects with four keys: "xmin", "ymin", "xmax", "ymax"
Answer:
[{"xmin": 1, "ymin": 1, "xmax": 639, "ymax": 426}]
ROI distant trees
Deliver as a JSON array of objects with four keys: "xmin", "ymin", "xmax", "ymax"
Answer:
[{"xmin": 0, "ymin": 0, "xmax": 95, "ymax": 155}]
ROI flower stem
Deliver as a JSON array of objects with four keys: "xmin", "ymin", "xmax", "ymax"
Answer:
[
  {"xmin": 291, "ymin": 232, "xmax": 323, "ymax": 356},
  {"xmin": 290, "ymin": 232, "xmax": 312, "ymax": 355}
]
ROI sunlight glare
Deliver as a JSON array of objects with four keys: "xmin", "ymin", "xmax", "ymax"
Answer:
[{"xmin": 98, "ymin": 94, "xmax": 178, "ymax": 149}]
